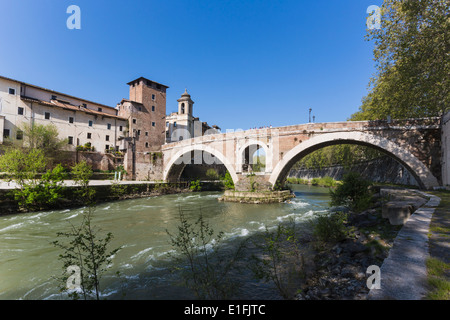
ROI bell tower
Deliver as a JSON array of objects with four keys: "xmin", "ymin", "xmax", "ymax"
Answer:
[{"xmin": 177, "ymin": 89, "xmax": 194, "ymax": 116}]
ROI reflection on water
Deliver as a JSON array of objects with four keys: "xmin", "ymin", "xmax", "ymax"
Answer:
[{"xmin": 0, "ymin": 184, "xmax": 331, "ymax": 300}]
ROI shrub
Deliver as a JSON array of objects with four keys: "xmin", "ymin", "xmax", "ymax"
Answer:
[
  {"xmin": 205, "ymin": 169, "xmax": 219, "ymax": 180},
  {"xmin": 166, "ymin": 209, "xmax": 245, "ymax": 299},
  {"xmin": 221, "ymin": 172, "xmax": 235, "ymax": 190},
  {"xmin": 330, "ymin": 172, "xmax": 373, "ymax": 212},
  {"xmin": 190, "ymin": 179, "xmax": 202, "ymax": 191},
  {"xmin": 313, "ymin": 212, "xmax": 349, "ymax": 243}
]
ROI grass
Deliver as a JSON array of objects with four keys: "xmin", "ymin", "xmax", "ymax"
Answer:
[
  {"xmin": 286, "ymin": 176, "xmax": 340, "ymax": 188},
  {"xmin": 424, "ymin": 190, "xmax": 450, "ymax": 300},
  {"xmin": 425, "ymin": 257, "xmax": 450, "ymax": 300}
]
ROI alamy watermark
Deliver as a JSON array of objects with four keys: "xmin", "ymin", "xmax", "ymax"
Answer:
[
  {"xmin": 366, "ymin": 265, "xmax": 381, "ymax": 289},
  {"xmin": 67, "ymin": 5, "xmax": 81, "ymax": 30},
  {"xmin": 66, "ymin": 265, "xmax": 81, "ymax": 290},
  {"xmin": 366, "ymin": 5, "xmax": 381, "ymax": 30}
]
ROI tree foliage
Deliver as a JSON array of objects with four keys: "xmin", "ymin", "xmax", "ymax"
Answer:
[
  {"xmin": 20, "ymin": 123, "xmax": 68, "ymax": 155},
  {"xmin": 351, "ymin": 0, "xmax": 449, "ymax": 120},
  {"xmin": 292, "ymin": 145, "xmax": 383, "ymax": 170},
  {"xmin": 0, "ymin": 148, "xmax": 67, "ymax": 210}
]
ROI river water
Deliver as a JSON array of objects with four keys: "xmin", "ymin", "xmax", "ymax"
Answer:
[{"xmin": 0, "ymin": 184, "xmax": 331, "ymax": 300}]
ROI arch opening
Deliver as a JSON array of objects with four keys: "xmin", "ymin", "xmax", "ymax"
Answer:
[
  {"xmin": 269, "ymin": 132, "xmax": 439, "ymax": 190},
  {"xmin": 242, "ymin": 144, "xmax": 266, "ymax": 173},
  {"xmin": 164, "ymin": 146, "xmax": 239, "ymax": 185}
]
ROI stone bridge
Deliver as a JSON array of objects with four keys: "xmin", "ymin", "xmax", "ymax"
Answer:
[{"xmin": 162, "ymin": 117, "xmax": 443, "ymax": 191}]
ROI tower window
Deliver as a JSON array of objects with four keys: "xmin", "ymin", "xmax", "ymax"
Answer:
[
  {"xmin": 8, "ymin": 88, "xmax": 15, "ymax": 95},
  {"xmin": 152, "ymin": 106, "xmax": 155, "ymax": 112},
  {"xmin": 68, "ymin": 136, "xmax": 74, "ymax": 145},
  {"xmin": 89, "ymin": 120, "xmax": 93, "ymax": 127},
  {"xmin": 106, "ymin": 135, "xmax": 110, "ymax": 141},
  {"xmin": 145, "ymin": 131, "xmax": 148, "ymax": 136},
  {"xmin": 69, "ymin": 116, "xmax": 74, "ymax": 124},
  {"xmin": 145, "ymin": 142, "xmax": 149, "ymax": 148},
  {"xmin": 18, "ymin": 107, "xmax": 24, "ymax": 115},
  {"xmin": 152, "ymin": 94, "xmax": 156, "ymax": 101},
  {"xmin": 107, "ymin": 123, "xmax": 111, "ymax": 130},
  {"xmin": 152, "ymin": 122, "xmax": 155, "ymax": 127},
  {"xmin": 181, "ymin": 103, "xmax": 185, "ymax": 114},
  {"xmin": 119, "ymin": 125, "xmax": 123, "ymax": 132},
  {"xmin": 45, "ymin": 112, "xmax": 51, "ymax": 120},
  {"xmin": 132, "ymin": 119, "xmax": 137, "ymax": 124},
  {"xmin": 87, "ymin": 133, "xmax": 92, "ymax": 139}
]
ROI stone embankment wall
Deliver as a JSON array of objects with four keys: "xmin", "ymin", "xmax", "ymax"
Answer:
[{"xmin": 288, "ymin": 156, "xmax": 419, "ymax": 187}]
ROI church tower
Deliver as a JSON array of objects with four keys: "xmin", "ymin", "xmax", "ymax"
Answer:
[{"xmin": 177, "ymin": 89, "xmax": 194, "ymax": 117}]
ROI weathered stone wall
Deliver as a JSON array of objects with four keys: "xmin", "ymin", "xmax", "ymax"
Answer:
[{"xmin": 288, "ymin": 156, "xmax": 420, "ymax": 187}]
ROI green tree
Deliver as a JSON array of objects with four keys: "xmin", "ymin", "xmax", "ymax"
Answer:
[
  {"xmin": 351, "ymin": 0, "xmax": 449, "ymax": 120},
  {"xmin": 0, "ymin": 148, "xmax": 67, "ymax": 210}
]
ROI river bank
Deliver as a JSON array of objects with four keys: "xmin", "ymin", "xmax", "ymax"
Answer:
[
  {"xmin": 291, "ymin": 187, "xmax": 436, "ymax": 300},
  {"xmin": 0, "ymin": 181, "xmax": 223, "ymax": 216}
]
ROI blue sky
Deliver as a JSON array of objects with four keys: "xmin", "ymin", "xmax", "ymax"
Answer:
[{"xmin": 0, "ymin": 0, "xmax": 382, "ymax": 130}]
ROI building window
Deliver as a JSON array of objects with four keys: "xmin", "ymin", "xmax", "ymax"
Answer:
[
  {"xmin": 82, "ymin": 103, "xmax": 87, "ymax": 108},
  {"xmin": 138, "ymin": 106, "xmax": 142, "ymax": 111},
  {"xmin": 119, "ymin": 126, "xmax": 123, "ymax": 132},
  {"xmin": 132, "ymin": 119, "xmax": 137, "ymax": 124},
  {"xmin": 152, "ymin": 94, "xmax": 156, "ymax": 101},
  {"xmin": 16, "ymin": 130, "xmax": 23, "ymax": 140},
  {"xmin": 87, "ymin": 133, "xmax": 92, "ymax": 139},
  {"xmin": 18, "ymin": 107, "xmax": 24, "ymax": 115},
  {"xmin": 105, "ymin": 145, "xmax": 110, "ymax": 151},
  {"xmin": 145, "ymin": 142, "xmax": 149, "ymax": 148},
  {"xmin": 137, "ymin": 130, "xmax": 141, "ymax": 136},
  {"xmin": 9, "ymin": 88, "xmax": 16, "ymax": 95},
  {"xmin": 152, "ymin": 106, "xmax": 155, "ymax": 112},
  {"xmin": 106, "ymin": 135, "xmax": 110, "ymax": 141},
  {"xmin": 51, "ymin": 95, "xmax": 57, "ymax": 100},
  {"xmin": 181, "ymin": 103, "xmax": 185, "ymax": 114},
  {"xmin": 3, "ymin": 129, "xmax": 10, "ymax": 139},
  {"xmin": 107, "ymin": 123, "xmax": 111, "ymax": 130},
  {"xmin": 69, "ymin": 116, "xmax": 74, "ymax": 124},
  {"xmin": 89, "ymin": 120, "xmax": 93, "ymax": 127},
  {"xmin": 45, "ymin": 112, "xmax": 51, "ymax": 120},
  {"xmin": 68, "ymin": 136, "xmax": 74, "ymax": 145},
  {"xmin": 145, "ymin": 131, "xmax": 148, "ymax": 136},
  {"xmin": 152, "ymin": 122, "xmax": 155, "ymax": 127},
  {"xmin": 174, "ymin": 122, "xmax": 177, "ymax": 127},
  {"xmin": 98, "ymin": 107, "xmax": 102, "ymax": 112}
]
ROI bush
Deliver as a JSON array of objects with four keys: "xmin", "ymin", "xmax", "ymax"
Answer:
[
  {"xmin": 330, "ymin": 172, "xmax": 373, "ymax": 212},
  {"xmin": 190, "ymin": 179, "xmax": 202, "ymax": 191},
  {"xmin": 221, "ymin": 172, "xmax": 235, "ymax": 190},
  {"xmin": 313, "ymin": 212, "xmax": 349, "ymax": 243},
  {"xmin": 205, "ymin": 169, "xmax": 219, "ymax": 180}
]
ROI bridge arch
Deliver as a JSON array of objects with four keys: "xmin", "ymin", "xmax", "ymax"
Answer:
[
  {"xmin": 164, "ymin": 144, "xmax": 239, "ymax": 184},
  {"xmin": 269, "ymin": 131, "xmax": 439, "ymax": 190},
  {"xmin": 237, "ymin": 139, "xmax": 272, "ymax": 173}
]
